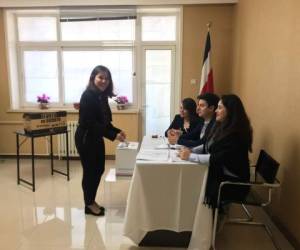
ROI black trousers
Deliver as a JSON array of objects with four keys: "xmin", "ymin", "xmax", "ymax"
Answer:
[{"xmin": 75, "ymin": 127, "xmax": 105, "ymax": 206}]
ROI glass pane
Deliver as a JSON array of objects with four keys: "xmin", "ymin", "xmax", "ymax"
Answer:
[
  {"xmin": 142, "ymin": 16, "xmax": 176, "ymax": 41},
  {"xmin": 61, "ymin": 21, "xmax": 99, "ymax": 41},
  {"xmin": 98, "ymin": 51, "xmax": 133, "ymax": 102},
  {"xmin": 18, "ymin": 17, "xmax": 57, "ymax": 41},
  {"xmin": 23, "ymin": 51, "xmax": 59, "ymax": 103},
  {"xmin": 61, "ymin": 19, "xmax": 135, "ymax": 41},
  {"xmin": 63, "ymin": 51, "xmax": 101, "ymax": 103},
  {"xmin": 63, "ymin": 50, "xmax": 133, "ymax": 103},
  {"xmin": 99, "ymin": 19, "xmax": 135, "ymax": 40},
  {"xmin": 145, "ymin": 50, "xmax": 172, "ymax": 135}
]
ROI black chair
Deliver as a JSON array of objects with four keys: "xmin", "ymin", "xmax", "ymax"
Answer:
[{"xmin": 212, "ymin": 150, "xmax": 281, "ymax": 250}]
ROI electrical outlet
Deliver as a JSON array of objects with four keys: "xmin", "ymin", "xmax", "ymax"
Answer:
[{"xmin": 190, "ymin": 79, "xmax": 197, "ymax": 85}]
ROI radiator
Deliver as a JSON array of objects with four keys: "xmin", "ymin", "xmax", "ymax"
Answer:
[{"xmin": 58, "ymin": 121, "xmax": 79, "ymax": 158}]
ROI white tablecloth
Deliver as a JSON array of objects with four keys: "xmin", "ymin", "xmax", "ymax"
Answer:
[{"xmin": 123, "ymin": 136, "xmax": 212, "ymax": 250}]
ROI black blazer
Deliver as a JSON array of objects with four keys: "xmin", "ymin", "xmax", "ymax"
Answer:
[
  {"xmin": 78, "ymin": 87, "xmax": 121, "ymax": 141},
  {"xmin": 164, "ymin": 114, "xmax": 201, "ymax": 137},
  {"xmin": 177, "ymin": 118, "xmax": 215, "ymax": 148},
  {"xmin": 204, "ymin": 132, "xmax": 250, "ymax": 208}
]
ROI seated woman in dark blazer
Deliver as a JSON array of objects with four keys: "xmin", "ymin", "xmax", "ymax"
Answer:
[
  {"xmin": 179, "ymin": 94, "xmax": 253, "ymax": 209},
  {"xmin": 165, "ymin": 98, "xmax": 201, "ymax": 142}
]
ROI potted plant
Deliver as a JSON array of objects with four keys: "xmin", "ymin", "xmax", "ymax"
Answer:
[
  {"xmin": 114, "ymin": 95, "xmax": 128, "ymax": 110},
  {"xmin": 37, "ymin": 94, "xmax": 50, "ymax": 109}
]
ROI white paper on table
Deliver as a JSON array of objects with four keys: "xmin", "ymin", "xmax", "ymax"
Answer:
[
  {"xmin": 155, "ymin": 144, "xmax": 169, "ymax": 149},
  {"xmin": 170, "ymin": 144, "xmax": 183, "ymax": 150},
  {"xmin": 136, "ymin": 149, "xmax": 169, "ymax": 161}
]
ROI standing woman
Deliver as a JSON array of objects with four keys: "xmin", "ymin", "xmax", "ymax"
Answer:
[
  {"xmin": 179, "ymin": 94, "xmax": 253, "ymax": 209},
  {"xmin": 75, "ymin": 65, "xmax": 126, "ymax": 216}
]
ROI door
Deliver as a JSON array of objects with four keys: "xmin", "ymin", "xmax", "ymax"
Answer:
[{"xmin": 142, "ymin": 47, "xmax": 175, "ymax": 136}]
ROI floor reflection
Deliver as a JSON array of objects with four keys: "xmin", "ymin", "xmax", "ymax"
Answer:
[{"xmin": 0, "ymin": 158, "xmax": 294, "ymax": 250}]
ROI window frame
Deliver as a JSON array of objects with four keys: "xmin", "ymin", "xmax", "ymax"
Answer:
[{"xmin": 5, "ymin": 7, "xmax": 181, "ymax": 113}]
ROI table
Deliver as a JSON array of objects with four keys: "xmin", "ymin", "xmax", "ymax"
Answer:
[
  {"xmin": 123, "ymin": 136, "xmax": 212, "ymax": 250},
  {"xmin": 15, "ymin": 129, "xmax": 70, "ymax": 192}
]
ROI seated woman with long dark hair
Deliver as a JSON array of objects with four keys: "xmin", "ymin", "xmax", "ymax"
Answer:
[
  {"xmin": 165, "ymin": 98, "xmax": 201, "ymax": 144},
  {"xmin": 179, "ymin": 94, "xmax": 253, "ymax": 209}
]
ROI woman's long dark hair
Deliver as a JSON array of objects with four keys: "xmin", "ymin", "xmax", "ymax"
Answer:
[
  {"xmin": 182, "ymin": 98, "xmax": 197, "ymax": 119},
  {"xmin": 213, "ymin": 94, "xmax": 253, "ymax": 152},
  {"xmin": 87, "ymin": 65, "xmax": 115, "ymax": 98}
]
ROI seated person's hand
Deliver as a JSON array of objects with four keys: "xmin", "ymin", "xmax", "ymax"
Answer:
[
  {"xmin": 172, "ymin": 129, "xmax": 183, "ymax": 136},
  {"xmin": 168, "ymin": 134, "xmax": 178, "ymax": 145},
  {"xmin": 167, "ymin": 129, "xmax": 181, "ymax": 145},
  {"xmin": 178, "ymin": 147, "xmax": 191, "ymax": 160},
  {"xmin": 167, "ymin": 129, "xmax": 176, "ymax": 137}
]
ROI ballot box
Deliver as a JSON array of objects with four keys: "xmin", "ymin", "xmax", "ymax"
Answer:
[
  {"xmin": 115, "ymin": 142, "xmax": 139, "ymax": 176},
  {"xmin": 23, "ymin": 111, "xmax": 67, "ymax": 135}
]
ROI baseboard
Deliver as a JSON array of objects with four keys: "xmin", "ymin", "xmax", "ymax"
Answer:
[
  {"xmin": 270, "ymin": 214, "xmax": 300, "ymax": 250},
  {"xmin": 250, "ymin": 190, "xmax": 299, "ymax": 249},
  {"xmin": 105, "ymin": 155, "xmax": 115, "ymax": 160}
]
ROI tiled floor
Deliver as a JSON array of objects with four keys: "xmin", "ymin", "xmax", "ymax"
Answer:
[{"xmin": 0, "ymin": 158, "xmax": 294, "ymax": 250}]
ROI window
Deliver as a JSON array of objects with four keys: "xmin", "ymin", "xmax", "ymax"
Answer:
[
  {"xmin": 5, "ymin": 8, "xmax": 181, "ymax": 111},
  {"xmin": 61, "ymin": 18, "xmax": 135, "ymax": 41},
  {"xmin": 141, "ymin": 16, "xmax": 176, "ymax": 41},
  {"xmin": 23, "ymin": 50, "xmax": 59, "ymax": 103},
  {"xmin": 62, "ymin": 50, "xmax": 133, "ymax": 103},
  {"xmin": 17, "ymin": 16, "xmax": 57, "ymax": 41}
]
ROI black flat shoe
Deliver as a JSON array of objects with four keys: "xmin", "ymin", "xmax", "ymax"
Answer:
[
  {"xmin": 94, "ymin": 202, "xmax": 105, "ymax": 212},
  {"xmin": 85, "ymin": 206, "xmax": 105, "ymax": 216}
]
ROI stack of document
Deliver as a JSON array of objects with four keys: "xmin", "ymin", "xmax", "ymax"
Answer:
[
  {"xmin": 136, "ymin": 149, "xmax": 169, "ymax": 161},
  {"xmin": 170, "ymin": 144, "xmax": 183, "ymax": 150},
  {"xmin": 155, "ymin": 144, "xmax": 183, "ymax": 150},
  {"xmin": 155, "ymin": 144, "xmax": 169, "ymax": 149}
]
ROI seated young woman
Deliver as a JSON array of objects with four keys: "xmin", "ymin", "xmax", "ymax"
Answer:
[
  {"xmin": 179, "ymin": 94, "xmax": 253, "ymax": 209},
  {"xmin": 165, "ymin": 98, "xmax": 202, "ymax": 144}
]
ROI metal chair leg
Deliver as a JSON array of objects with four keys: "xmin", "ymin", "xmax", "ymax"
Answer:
[
  {"xmin": 212, "ymin": 207, "xmax": 219, "ymax": 250},
  {"xmin": 228, "ymin": 204, "xmax": 253, "ymax": 223},
  {"xmin": 227, "ymin": 205, "xmax": 281, "ymax": 250}
]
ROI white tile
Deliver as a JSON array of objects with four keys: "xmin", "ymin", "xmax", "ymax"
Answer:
[{"xmin": 0, "ymin": 158, "xmax": 294, "ymax": 250}]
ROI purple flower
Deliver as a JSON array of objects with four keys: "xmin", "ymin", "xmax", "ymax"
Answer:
[
  {"xmin": 114, "ymin": 95, "xmax": 128, "ymax": 104},
  {"xmin": 37, "ymin": 94, "xmax": 50, "ymax": 103}
]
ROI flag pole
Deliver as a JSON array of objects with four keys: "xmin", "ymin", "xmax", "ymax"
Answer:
[{"xmin": 207, "ymin": 21, "xmax": 212, "ymax": 31}]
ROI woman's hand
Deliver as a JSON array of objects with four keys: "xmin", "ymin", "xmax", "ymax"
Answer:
[
  {"xmin": 168, "ymin": 134, "xmax": 178, "ymax": 145},
  {"xmin": 167, "ymin": 129, "xmax": 181, "ymax": 145},
  {"xmin": 167, "ymin": 129, "xmax": 182, "ymax": 137},
  {"xmin": 178, "ymin": 147, "xmax": 191, "ymax": 160},
  {"xmin": 116, "ymin": 131, "xmax": 126, "ymax": 142},
  {"xmin": 167, "ymin": 129, "xmax": 175, "ymax": 137}
]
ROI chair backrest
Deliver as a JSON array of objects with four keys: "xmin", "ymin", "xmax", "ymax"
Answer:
[{"xmin": 255, "ymin": 150, "xmax": 280, "ymax": 183}]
